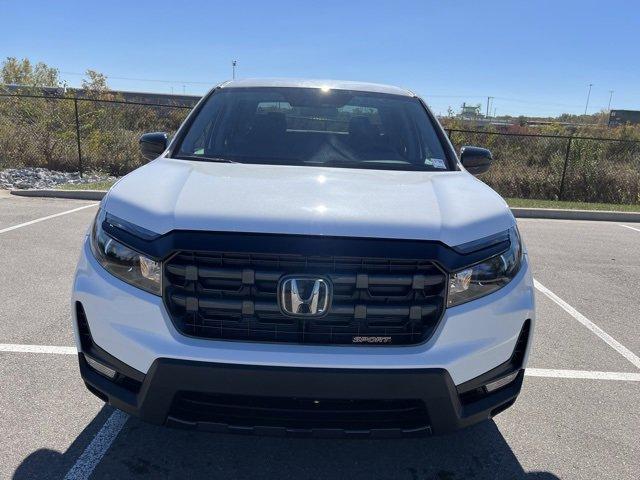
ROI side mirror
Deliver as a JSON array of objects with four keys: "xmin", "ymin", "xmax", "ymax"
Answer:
[
  {"xmin": 460, "ymin": 146, "xmax": 493, "ymax": 175},
  {"xmin": 139, "ymin": 132, "xmax": 168, "ymax": 161}
]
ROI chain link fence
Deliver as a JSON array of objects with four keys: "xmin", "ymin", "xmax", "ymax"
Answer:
[
  {"xmin": 446, "ymin": 128, "xmax": 640, "ymax": 204},
  {"xmin": 1, "ymin": 92, "xmax": 639, "ymax": 204},
  {"xmin": 0, "ymin": 92, "xmax": 192, "ymax": 176}
]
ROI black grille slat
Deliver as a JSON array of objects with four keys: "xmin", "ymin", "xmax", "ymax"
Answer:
[
  {"xmin": 170, "ymin": 295, "xmax": 438, "ymax": 318},
  {"xmin": 163, "ymin": 248, "xmax": 447, "ymax": 345},
  {"xmin": 170, "ymin": 266, "xmax": 444, "ymax": 287}
]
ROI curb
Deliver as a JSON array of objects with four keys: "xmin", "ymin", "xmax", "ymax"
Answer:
[
  {"xmin": 10, "ymin": 189, "xmax": 106, "ymax": 201},
  {"xmin": 510, "ymin": 207, "xmax": 640, "ymax": 223},
  {"xmin": 8, "ymin": 190, "xmax": 640, "ymax": 223}
]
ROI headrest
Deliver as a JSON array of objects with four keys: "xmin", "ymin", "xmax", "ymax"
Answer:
[
  {"xmin": 252, "ymin": 112, "xmax": 287, "ymax": 136},
  {"xmin": 348, "ymin": 116, "xmax": 375, "ymax": 138}
]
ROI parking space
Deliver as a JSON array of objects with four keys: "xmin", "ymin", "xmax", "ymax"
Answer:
[
  {"xmin": 527, "ymin": 293, "xmax": 636, "ymax": 372},
  {"xmin": 0, "ymin": 195, "xmax": 638, "ymax": 479},
  {"xmin": 0, "ymin": 195, "xmax": 97, "ymax": 345},
  {"xmin": 0, "ymin": 191, "xmax": 96, "ymax": 231},
  {"xmin": 0, "ymin": 354, "xmax": 110, "ymax": 480},
  {"xmin": 518, "ymin": 218, "xmax": 640, "ymax": 354}
]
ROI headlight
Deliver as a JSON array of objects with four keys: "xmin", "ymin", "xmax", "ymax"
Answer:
[
  {"xmin": 447, "ymin": 227, "xmax": 523, "ymax": 307},
  {"xmin": 89, "ymin": 208, "xmax": 162, "ymax": 295}
]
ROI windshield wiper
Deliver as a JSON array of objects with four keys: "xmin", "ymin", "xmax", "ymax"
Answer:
[
  {"xmin": 173, "ymin": 154, "xmax": 237, "ymax": 163},
  {"xmin": 305, "ymin": 159, "xmax": 427, "ymax": 171}
]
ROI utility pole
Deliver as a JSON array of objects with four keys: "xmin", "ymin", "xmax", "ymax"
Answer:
[
  {"xmin": 232, "ymin": 60, "xmax": 237, "ymax": 80},
  {"xmin": 486, "ymin": 96, "xmax": 493, "ymax": 117},
  {"xmin": 607, "ymin": 90, "xmax": 614, "ymax": 111},
  {"xmin": 584, "ymin": 83, "xmax": 593, "ymax": 115}
]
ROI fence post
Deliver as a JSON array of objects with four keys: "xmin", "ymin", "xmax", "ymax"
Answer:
[
  {"xmin": 558, "ymin": 136, "xmax": 572, "ymax": 200},
  {"xmin": 73, "ymin": 97, "xmax": 83, "ymax": 178}
]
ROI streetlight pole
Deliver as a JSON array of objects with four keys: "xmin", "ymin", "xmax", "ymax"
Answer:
[
  {"xmin": 486, "ymin": 96, "xmax": 493, "ymax": 118},
  {"xmin": 584, "ymin": 83, "xmax": 593, "ymax": 115},
  {"xmin": 607, "ymin": 90, "xmax": 614, "ymax": 111},
  {"xmin": 232, "ymin": 60, "xmax": 237, "ymax": 80}
]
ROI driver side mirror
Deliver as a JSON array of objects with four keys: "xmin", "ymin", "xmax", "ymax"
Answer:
[
  {"xmin": 460, "ymin": 146, "xmax": 493, "ymax": 175},
  {"xmin": 139, "ymin": 132, "xmax": 168, "ymax": 161}
]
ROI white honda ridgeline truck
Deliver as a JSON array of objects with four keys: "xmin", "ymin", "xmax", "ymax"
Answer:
[{"xmin": 72, "ymin": 79, "xmax": 534, "ymax": 437}]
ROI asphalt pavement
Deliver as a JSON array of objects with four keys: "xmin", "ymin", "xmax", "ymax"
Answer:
[{"xmin": 0, "ymin": 190, "xmax": 638, "ymax": 479}]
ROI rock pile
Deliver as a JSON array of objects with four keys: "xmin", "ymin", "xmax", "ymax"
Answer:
[{"xmin": 0, "ymin": 168, "xmax": 116, "ymax": 190}]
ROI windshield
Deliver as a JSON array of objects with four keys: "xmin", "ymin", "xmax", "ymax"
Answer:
[{"xmin": 174, "ymin": 87, "xmax": 450, "ymax": 171}]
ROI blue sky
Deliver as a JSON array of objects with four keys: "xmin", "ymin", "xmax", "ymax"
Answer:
[{"xmin": 1, "ymin": 0, "xmax": 638, "ymax": 117}]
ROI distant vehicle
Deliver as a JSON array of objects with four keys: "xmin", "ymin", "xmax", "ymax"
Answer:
[
  {"xmin": 72, "ymin": 78, "xmax": 535, "ymax": 437},
  {"xmin": 609, "ymin": 109, "xmax": 640, "ymax": 127}
]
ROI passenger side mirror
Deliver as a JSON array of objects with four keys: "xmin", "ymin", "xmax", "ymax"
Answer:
[
  {"xmin": 139, "ymin": 132, "xmax": 169, "ymax": 161},
  {"xmin": 460, "ymin": 146, "xmax": 493, "ymax": 175}
]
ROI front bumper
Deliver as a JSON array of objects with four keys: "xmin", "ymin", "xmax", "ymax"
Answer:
[{"xmin": 79, "ymin": 350, "xmax": 525, "ymax": 437}]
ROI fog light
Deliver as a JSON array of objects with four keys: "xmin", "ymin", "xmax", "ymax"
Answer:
[
  {"xmin": 85, "ymin": 355, "xmax": 117, "ymax": 379},
  {"xmin": 484, "ymin": 371, "xmax": 519, "ymax": 392}
]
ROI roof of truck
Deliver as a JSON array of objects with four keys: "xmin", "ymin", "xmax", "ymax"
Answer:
[{"xmin": 220, "ymin": 78, "xmax": 414, "ymax": 96}]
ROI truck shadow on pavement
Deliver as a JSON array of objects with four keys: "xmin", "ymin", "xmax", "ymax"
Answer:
[{"xmin": 14, "ymin": 405, "xmax": 560, "ymax": 480}]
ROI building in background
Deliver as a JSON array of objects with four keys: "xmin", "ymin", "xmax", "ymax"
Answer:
[
  {"xmin": 609, "ymin": 109, "xmax": 640, "ymax": 127},
  {"xmin": 458, "ymin": 102, "xmax": 483, "ymax": 120}
]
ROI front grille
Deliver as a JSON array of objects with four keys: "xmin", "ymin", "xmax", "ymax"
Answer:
[
  {"xmin": 163, "ymin": 249, "xmax": 447, "ymax": 345},
  {"xmin": 168, "ymin": 392, "xmax": 430, "ymax": 435}
]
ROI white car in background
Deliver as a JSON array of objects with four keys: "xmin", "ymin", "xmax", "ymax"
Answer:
[{"xmin": 72, "ymin": 78, "xmax": 534, "ymax": 437}]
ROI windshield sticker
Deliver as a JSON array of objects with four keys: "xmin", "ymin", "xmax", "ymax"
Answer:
[
  {"xmin": 432, "ymin": 158, "xmax": 446, "ymax": 169},
  {"xmin": 424, "ymin": 158, "xmax": 434, "ymax": 166}
]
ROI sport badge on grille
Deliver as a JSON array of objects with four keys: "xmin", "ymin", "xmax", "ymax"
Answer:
[{"xmin": 278, "ymin": 276, "xmax": 331, "ymax": 317}]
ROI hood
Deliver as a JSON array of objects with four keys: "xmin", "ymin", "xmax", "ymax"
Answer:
[{"xmin": 104, "ymin": 158, "xmax": 515, "ymax": 247}]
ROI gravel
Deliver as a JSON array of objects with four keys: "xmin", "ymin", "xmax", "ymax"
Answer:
[{"xmin": 0, "ymin": 167, "xmax": 117, "ymax": 190}]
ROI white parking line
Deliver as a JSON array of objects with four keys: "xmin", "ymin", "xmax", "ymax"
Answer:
[
  {"xmin": 0, "ymin": 203, "xmax": 98, "ymax": 234},
  {"xmin": 534, "ymin": 279, "xmax": 640, "ymax": 370},
  {"xmin": 0, "ymin": 343, "xmax": 76, "ymax": 354},
  {"xmin": 63, "ymin": 410, "xmax": 129, "ymax": 480},
  {"xmin": 619, "ymin": 224, "xmax": 640, "ymax": 233},
  {"xmin": 526, "ymin": 368, "xmax": 640, "ymax": 382}
]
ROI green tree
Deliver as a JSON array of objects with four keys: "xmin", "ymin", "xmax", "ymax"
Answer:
[
  {"xmin": 81, "ymin": 69, "xmax": 109, "ymax": 94},
  {"xmin": 0, "ymin": 57, "xmax": 73, "ymax": 169},
  {"xmin": 1, "ymin": 57, "xmax": 60, "ymax": 87}
]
